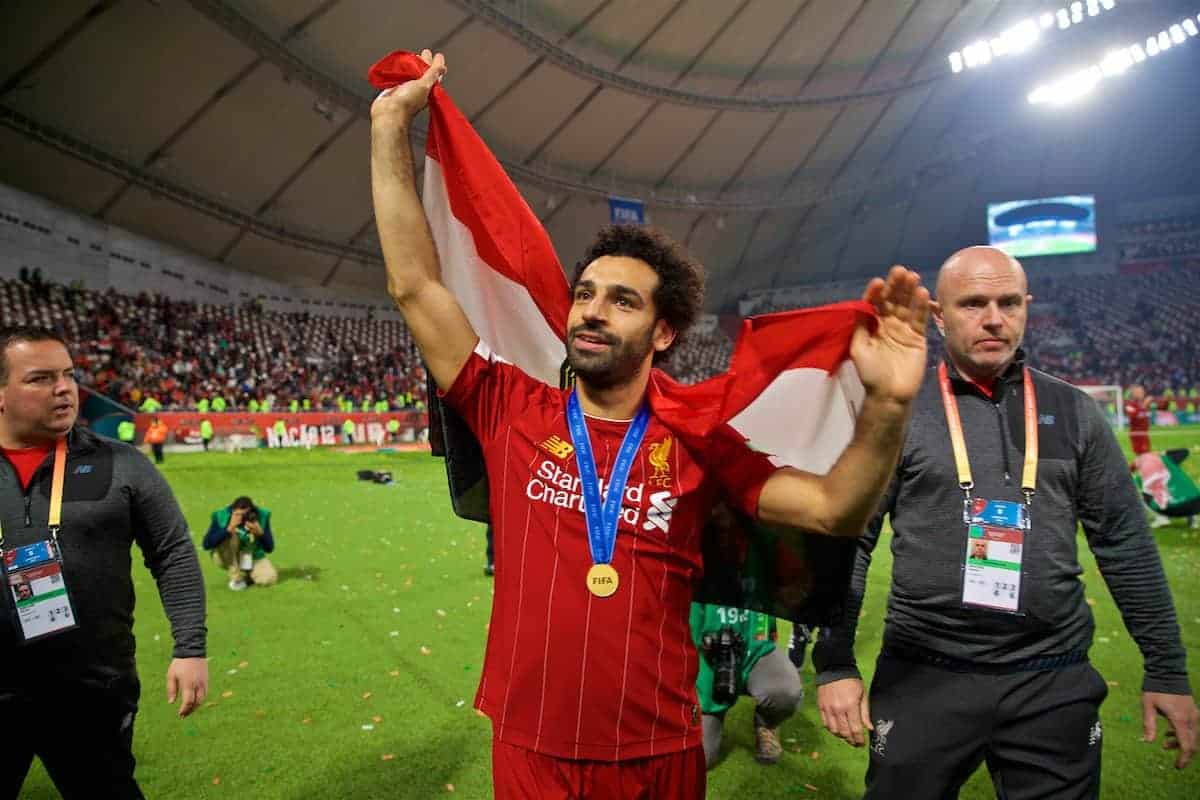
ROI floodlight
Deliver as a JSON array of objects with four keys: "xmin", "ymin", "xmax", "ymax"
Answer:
[
  {"xmin": 1099, "ymin": 49, "xmax": 1132, "ymax": 76},
  {"xmin": 1158, "ymin": 31, "xmax": 1172, "ymax": 51},
  {"xmin": 949, "ymin": 52, "xmax": 964, "ymax": 72},
  {"xmin": 1147, "ymin": 36, "xmax": 1160, "ymax": 56},
  {"xmin": 1041, "ymin": 12, "xmax": 1055, "ymax": 28},
  {"xmin": 1169, "ymin": 24, "xmax": 1185, "ymax": 44},
  {"xmin": 1058, "ymin": 9, "xmax": 1072, "ymax": 29},
  {"xmin": 1087, "ymin": 0, "xmax": 1100, "ymax": 17},
  {"xmin": 1183, "ymin": 19, "xmax": 1198, "ymax": 37},
  {"xmin": 1129, "ymin": 43, "xmax": 1147, "ymax": 62}
]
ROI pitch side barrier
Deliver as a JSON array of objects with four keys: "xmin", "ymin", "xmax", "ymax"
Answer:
[{"xmin": 133, "ymin": 411, "xmax": 429, "ymax": 448}]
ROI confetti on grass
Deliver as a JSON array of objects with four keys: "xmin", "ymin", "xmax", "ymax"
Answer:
[
  {"xmin": 221, "ymin": 691, "xmax": 234, "ymax": 699},
  {"xmin": 382, "ymin": 754, "xmax": 395, "ymax": 761}
]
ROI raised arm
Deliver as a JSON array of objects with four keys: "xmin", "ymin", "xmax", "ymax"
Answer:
[
  {"xmin": 371, "ymin": 49, "xmax": 478, "ymax": 391},
  {"xmin": 757, "ymin": 267, "xmax": 927, "ymax": 536}
]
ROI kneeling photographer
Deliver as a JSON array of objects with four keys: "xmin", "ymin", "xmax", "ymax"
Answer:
[
  {"xmin": 691, "ymin": 602, "xmax": 804, "ymax": 767},
  {"xmin": 203, "ymin": 496, "xmax": 277, "ymax": 590}
]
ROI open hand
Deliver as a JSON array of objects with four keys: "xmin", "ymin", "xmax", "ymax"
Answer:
[
  {"xmin": 851, "ymin": 266, "xmax": 929, "ymax": 404},
  {"xmin": 371, "ymin": 49, "xmax": 446, "ymax": 127}
]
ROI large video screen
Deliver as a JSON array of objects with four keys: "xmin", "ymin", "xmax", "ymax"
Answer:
[{"xmin": 987, "ymin": 195, "xmax": 1097, "ymax": 257}]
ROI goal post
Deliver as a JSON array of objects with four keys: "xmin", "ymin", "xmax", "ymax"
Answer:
[{"xmin": 1078, "ymin": 385, "xmax": 1125, "ymax": 429}]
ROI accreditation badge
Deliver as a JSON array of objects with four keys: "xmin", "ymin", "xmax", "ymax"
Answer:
[
  {"xmin": 3, "ymin": 537, "xmax": 79, "ymax": 643},
  {"xmin": 961, "ymin": 499, "xmax": 1026, "ymax": 613}
]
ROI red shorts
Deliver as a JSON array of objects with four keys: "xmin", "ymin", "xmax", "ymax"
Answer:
[
  {"xmin": 492, "ymin": 738, "xmax": 706, "ymax": 799},
  {"xmin": 1130, "ymin": 430, "xmax": 1151, "ymax": 455}
]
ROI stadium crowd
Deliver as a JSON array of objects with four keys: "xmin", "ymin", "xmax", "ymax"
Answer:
[
  {"xmin": 2, "ymin": 262, "xmax": 1198, "ymax": 407},
  {"xmin": 0, "ymin": 274, "xmax": 427, "ymax": 412},
  {"xmin": 1118, "ymin": 214, "xmax": 1200, "ymax": 262}
]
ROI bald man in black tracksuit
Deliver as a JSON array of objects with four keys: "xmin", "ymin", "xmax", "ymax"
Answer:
[{"xmin": 813, "ymin": 248, "xmax": 1196, "ymax": 798}]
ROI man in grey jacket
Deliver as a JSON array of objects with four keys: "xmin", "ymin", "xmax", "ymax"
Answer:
[
  {"xmin": 813, "ymin": 247, "xmax": 1197, "ymax": 798},
  {"xmin": 0, "ymin": 327, "xmax": 207, "ymax": 800}
]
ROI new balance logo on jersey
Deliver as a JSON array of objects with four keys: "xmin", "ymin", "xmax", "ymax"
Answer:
[
  {"xmin": 1088, "ymin": 720, "xmax": 1102, "ymax": 747},
  {"xmin": 643, "ymin": 491, "xmax": 677, "ymax": 533},
  {"xmin": 537, "ymin": 435, "xmax": 575, "ymax": 460}
]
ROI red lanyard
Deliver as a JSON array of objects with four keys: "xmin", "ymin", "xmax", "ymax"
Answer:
[{"xmin": 937, "ymin": 362, "xmax": 1038, "ymax": 504}]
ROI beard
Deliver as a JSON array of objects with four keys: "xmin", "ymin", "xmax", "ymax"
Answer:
[{"xmin": 566, "ymin": 321, "xmax": 654, "ymax": 390}]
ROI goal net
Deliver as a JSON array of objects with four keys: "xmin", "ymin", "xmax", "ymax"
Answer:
[{"xmin": 1078, "ymin": 385, "xmax": 1124, "ymax": 429}]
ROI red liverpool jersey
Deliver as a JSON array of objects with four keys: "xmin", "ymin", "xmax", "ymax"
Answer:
[
  {"xmin": 443, "ymin": 342, "xmax": 778, "ymax": 761},
  {"xmin": 1125, "ymin": 399, "xmax": 1151, "ymax": 454}
]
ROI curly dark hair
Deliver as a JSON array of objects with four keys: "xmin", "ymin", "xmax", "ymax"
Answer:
[{"xmin": 572, "ymin": 225, "xmax": 705, "ymax": 363}]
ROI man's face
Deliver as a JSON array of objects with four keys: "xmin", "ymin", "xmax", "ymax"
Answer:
[
  {"xmin": 932, "ymin": 252, "xmax": 1031, "ymax": 381},
  {"xmin": 566, "ymin": 256, "xmax": 675, "ymax": 390},
  {"xmin": 0, "ymin": 340, "xmax": 79, "ymax": 441}
]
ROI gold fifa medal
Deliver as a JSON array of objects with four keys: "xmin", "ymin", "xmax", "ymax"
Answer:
[{"xmin": 586, "ymin": 563, "xmax": 619, "ymax": 598}]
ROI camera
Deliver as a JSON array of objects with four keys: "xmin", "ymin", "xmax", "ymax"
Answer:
[
  {"xmin": 701, "ymin": 626, "xmax": 745, "ymax": 705},
  {"xmin": 241, "ymin": 508, "xmax": 259, "ymax": 525}
]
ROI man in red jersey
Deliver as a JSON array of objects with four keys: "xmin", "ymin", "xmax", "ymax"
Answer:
[
  {"xmin": 1125, "ymin": 384, "xmax": 1153, "ymax": 456},
  {"xmin": 371, "ymin": 50, "xmax": 929, "ymax": 798}
]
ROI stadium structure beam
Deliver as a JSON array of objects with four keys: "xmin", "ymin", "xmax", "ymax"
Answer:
[
  {"xmin": 762, "ymin": 0, "xmax": 1004, "ymax": 287},
  {"xmin": 322, "ymin": 215, "xmax": 378, "ymax": 287},
  {"xmin": 522, "ymin": 0, "xmax": 678, "ymax": 165},
  {"xmin": 0, "ymin": 1, "xmax": 119, "ymax": 98},
  {"xmin": 217, "ymin": 114, "xmax": 359, "ymax": 262},
  {"xmin": 0, "ymin": 104, "xmax": 383, "ymax": 265},
  {"xmin": 445, "ymin": 0, "xmax": 946, "ymax": 111},
  {"xmin": 723, "ymin": 0, "xmax": 872, "ymax": 284},
  {"xmin": 770, "ymin": 0, "xmax": 922, "ymax": 285},
  {"xmin": 679, "ymin": 0, "xmax": 821, "ymax": 242},
  {"xmin": 183, "ymin": 0, "xmax": 1010, "ymax": 215},
  {"xmin": 471, "ymin": 0, "xmax": 618, "ymax": 131},
  {"xmin": 98, "ymin": 0, "xmax": 343, "ymax": 219}
]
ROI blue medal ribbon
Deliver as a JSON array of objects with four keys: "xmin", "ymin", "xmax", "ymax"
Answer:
[{"xmin": 566, "ymin": 390, "xmax": 650, "ymax": 566}]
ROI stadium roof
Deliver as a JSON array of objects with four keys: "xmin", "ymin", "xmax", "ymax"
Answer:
[{"xmin": 2, "ymin": 0, "xmax": 1199, "ymax": 309}]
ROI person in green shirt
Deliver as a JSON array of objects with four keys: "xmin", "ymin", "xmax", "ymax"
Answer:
[
  {"xmin": 196, "ymin": 397, "xmax": 209, "ymax": 415},
  {"xmin": 212, "ymin": 396, "xmax": 227, "ymax": 413},
  {"xmin": 374, "ymin": 398, "xmax": 388, "ymax": 414},
  {"xmin": 273, "ymin": 419, "xmax": 287, "ymax": 440},
  {"xmin": 342, "ymin": 418, "xmax": 356, "ymax": 444},
  {"xmin": 360, "ymin": 396, "xmax": 371, "ymax": 413},
  {"xmin": 302, "ymin": 398, "xmax": 311, "ymax": 411},
  {"xmin": 691, "ymin": 602, "xmax": 803, "ymax": 768},
  {"xmin": 116, "ymin": 418, "xmax": 136, "ymax": 444},
  {"xmin": 199, "ymin": 419, "xmax": 214, "ymax": 451},
  {"xmin": 289, "ymin": 399, "xmax": 299, "ymax": 414},
  {"xmin": 386, "ymin": 417, "xmax": 400, "ymax": 443},
  {"xmin": 138, "ymin": 396, "xmax": 162, "ymax": 414},
  {"xmin": 260, "ymin": 397, "xmax": 273, "ymax": 413},
  {"xmin": 202, "ymin": 497, "xmax": 278, "ymax": 590}
]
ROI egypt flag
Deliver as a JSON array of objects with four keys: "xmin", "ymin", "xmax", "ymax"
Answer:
[{"xmin": 370, "ymin": 52, "xmax": 871, "ymax": 624}]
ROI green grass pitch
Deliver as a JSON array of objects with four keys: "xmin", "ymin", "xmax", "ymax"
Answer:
[{"xmin": 19, "ymin": 428, "xmax": 1200, "ymax": 798}]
